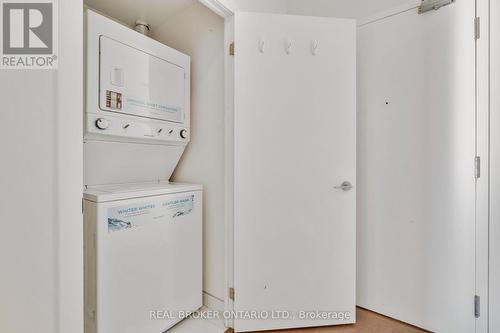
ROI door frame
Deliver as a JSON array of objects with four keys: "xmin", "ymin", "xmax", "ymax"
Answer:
[{"xmin": 197, "ymin": 0, "xmax": 236, "ymax": 330}]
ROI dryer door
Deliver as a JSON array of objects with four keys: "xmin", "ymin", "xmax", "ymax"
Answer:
[{"xmin": 99, "ymin": 36, "xmax": 186, "ymax": 124}]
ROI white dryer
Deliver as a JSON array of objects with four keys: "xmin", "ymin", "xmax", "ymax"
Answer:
[
  {"xmin": 84, "ymin": 182, "xmax": 202, "ymax": 333},
  {"xmin": 84, "ymin": 10, "xmax": 192, "ymax": 186}
]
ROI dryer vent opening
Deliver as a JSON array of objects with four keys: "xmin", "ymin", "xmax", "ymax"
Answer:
[{"xmin": 134, "ymin": 20, "xmax": 150, "ymax": 36}]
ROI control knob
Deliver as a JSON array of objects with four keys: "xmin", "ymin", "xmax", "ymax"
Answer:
[
  {"xmin": 95, "ymin": 118, "xmax": 109, "ymax": 130},
  {"xmin": 180, "ymin": 129, "xmax": 188, "ymax": 139}
]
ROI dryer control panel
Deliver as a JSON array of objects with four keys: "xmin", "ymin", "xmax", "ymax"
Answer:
[{"xmin": 87, "ymin": 113, "xmax": 190, "ymax": 144}]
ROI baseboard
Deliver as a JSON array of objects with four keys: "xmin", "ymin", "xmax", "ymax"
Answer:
[{"xmin": 203, "ymin": 291, "xmax": 225, "ymax": 312}]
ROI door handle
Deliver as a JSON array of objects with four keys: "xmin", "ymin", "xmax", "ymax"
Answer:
[{"xmin": 334, "ymin": 181, "xmax": 353, "ymax": 191}]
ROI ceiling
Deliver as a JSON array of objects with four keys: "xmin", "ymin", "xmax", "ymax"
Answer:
[
  {"xmin": 84, "ymin": 0, "xmax": 197, "ymax": 29},
  {"xmin": 286, "ymin": 0, "xmax": 418, "ymax": 19},
  {"xmin": 84, "ymin": 0, "xmax": 418, "ymax": 29}
]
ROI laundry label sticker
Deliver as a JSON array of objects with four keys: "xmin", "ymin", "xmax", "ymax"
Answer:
[
  {"xmin": 107, "ymin": 202, "xmax": 157, "ymax": 232},
  {"xmin": 162, "ymin": 195, "xmax": 194, "ymax": 218},
  {"xmin": 107, "ymin": 195, "xmax": 195, "ymax": 233},
  {"xmin": 106, "ymin": 90, "xmax": 122, "ymax": 110},
  {"xmin": 126, "ymin": 97, "xmax": 181, "ymax": 115}
]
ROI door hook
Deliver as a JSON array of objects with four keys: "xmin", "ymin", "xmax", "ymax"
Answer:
[
  {"xmin": 311, "ymin": 40, "xmax": 319, "ymax": 55},
  {"xmin": 285, "ymin": 39, "xmax": 292, "ymax": 55},
  {"xmin": 259, "ymin": 38, "xmax": 265, "ymax": 53}
]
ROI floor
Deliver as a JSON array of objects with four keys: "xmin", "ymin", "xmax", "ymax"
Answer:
[
  {"xmin": 261, "ymin": 308, "xmax": 429, "ymax": 333},
  {"xmin": 168, "ymin": 308, "xmax": 429, "ymax": 333},
  {"xmin": 168, "ymin": 307, "xmax": 225, "ymax": 333},
  {"xmin": 168, "ymin": 316, "xmax": 224, "ymax": 333}
]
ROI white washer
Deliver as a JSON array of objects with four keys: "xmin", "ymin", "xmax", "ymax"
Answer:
[{"xmin": 84, "ymin": 182, "xmax": 203, "ymax": 333}]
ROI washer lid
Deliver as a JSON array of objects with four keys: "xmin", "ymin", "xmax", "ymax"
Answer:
[{"xmin": 84, "ymin": 181, "xmax": 203, "ymax": 203}]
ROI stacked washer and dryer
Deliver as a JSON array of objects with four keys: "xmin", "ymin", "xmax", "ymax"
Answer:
[{"xmin": 83, "ymin": 10, "xmax": 202, "ymax": 333}]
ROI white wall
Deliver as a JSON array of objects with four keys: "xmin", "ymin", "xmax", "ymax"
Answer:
[
  {"xmin": 0, "ymin": 66, "xmax": 58, "ymax": 333},
  {"xmin": 154, "ymin": 2, "xmax": 226, "ymax": 301},
  {"xmin": 0, "ymin": 1, "xmax": 84, "ymax": 333},
  {"xmin": 216, "ymin": 0, "xmax": 287, "ymax": 13}
]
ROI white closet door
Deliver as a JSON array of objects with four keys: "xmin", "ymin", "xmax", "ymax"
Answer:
[
  {"xmin": 233, "ymin": 12, "xmax": 356, "ymax": 332},
  {"xmin": 357, "ymin": 2, "xmax": 476, "ymax": 333}
]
